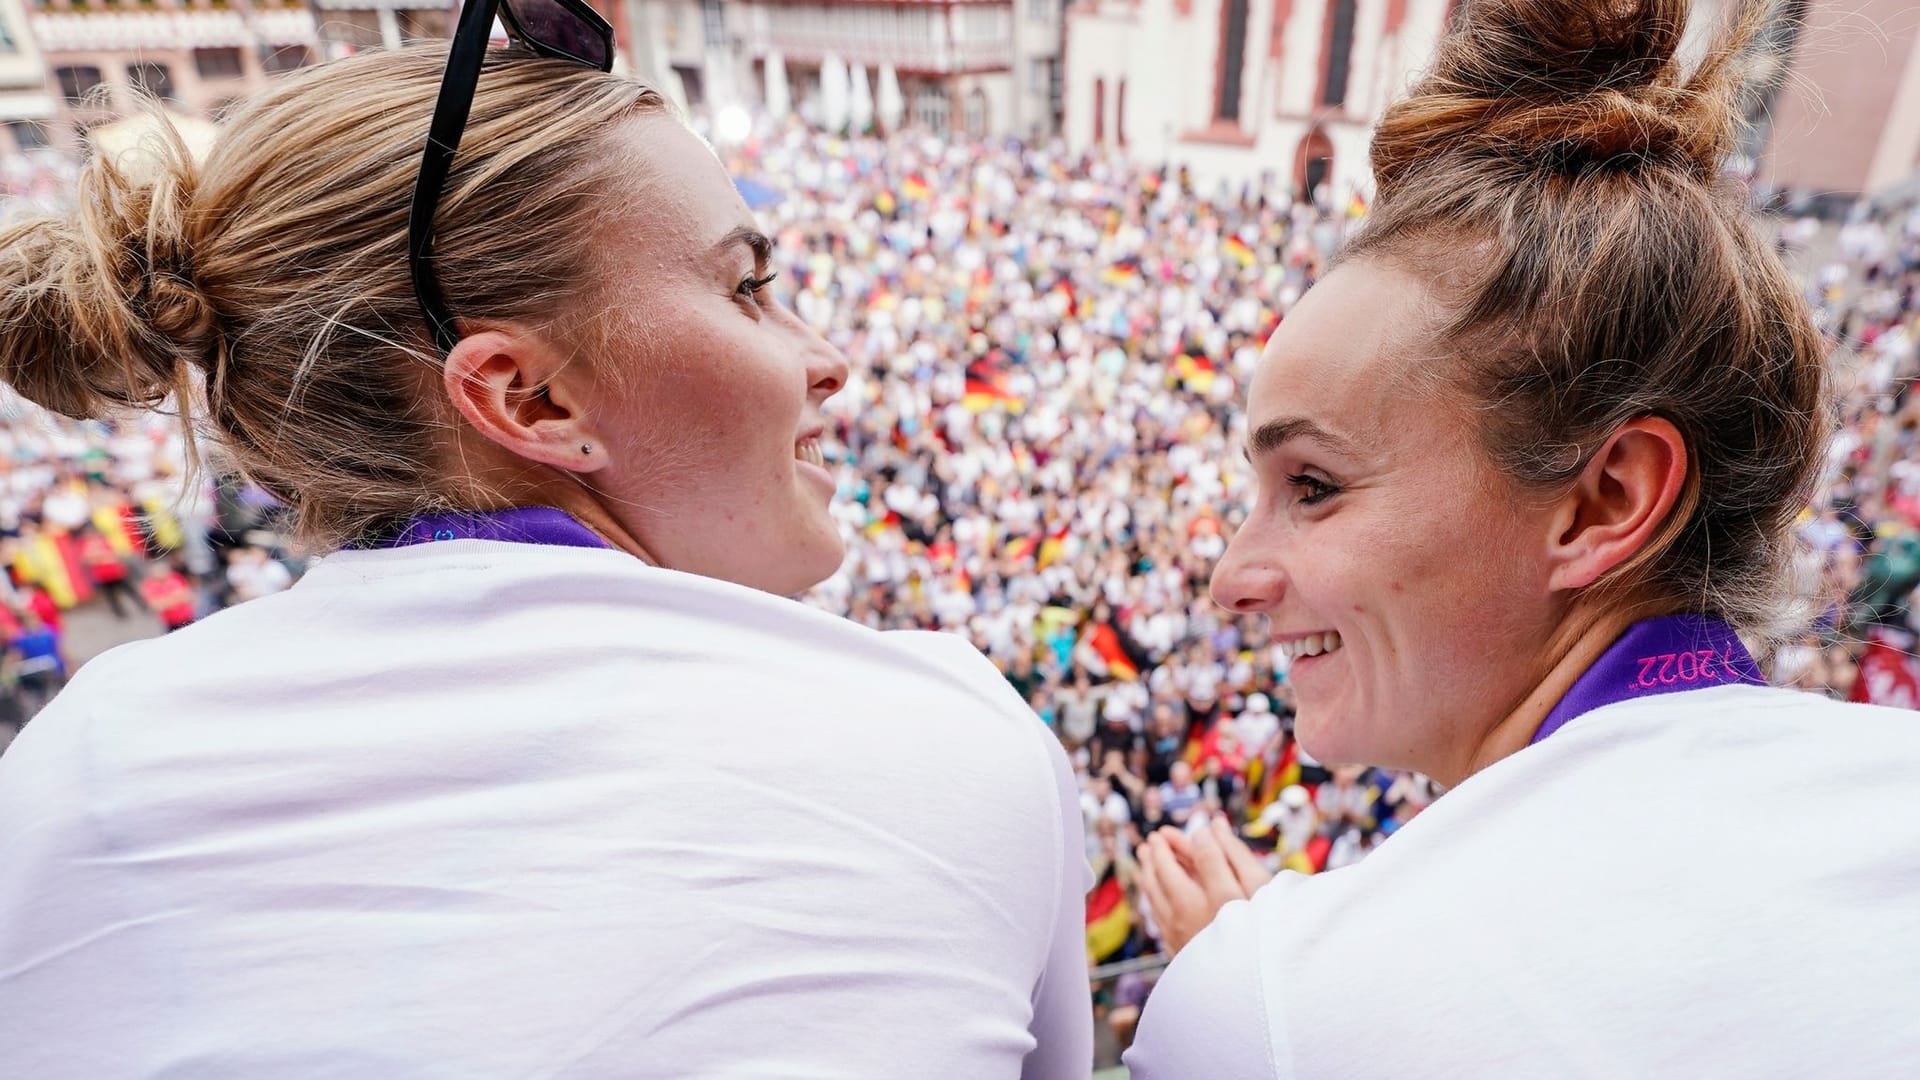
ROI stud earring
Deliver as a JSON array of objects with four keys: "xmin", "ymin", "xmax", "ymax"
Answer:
[{"xmin": 581, "ymin": 443, "xmax": 592, "ymax": 456}]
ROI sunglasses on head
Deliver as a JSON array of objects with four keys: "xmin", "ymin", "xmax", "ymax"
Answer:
[{"xmin": 408, "ymin": 0, "xmax": 615, "ymax": 356}]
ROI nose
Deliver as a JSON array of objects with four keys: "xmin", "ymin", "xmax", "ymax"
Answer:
[
  {"xmin": 1210, "ymin": 522, "xmax": 1287, "ymax": 615},
  {"xmin": 803, "ymin": 329, "xmax": 849, "ymax": 401},
  {"xmin": 773, "ymin": 288, "xmax": 849, "ymax": 401}
]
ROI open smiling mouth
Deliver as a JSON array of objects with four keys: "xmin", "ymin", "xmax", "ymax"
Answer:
[
  {"xmin": 795, "ymin": 437, "xmax": 825, "ymax": 469},
  {"xmin": 1277, "ymin": 631, "xmax": 1344, "ymax": 662}
]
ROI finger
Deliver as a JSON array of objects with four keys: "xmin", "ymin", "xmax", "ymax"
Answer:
[
  {"xmin": 1140, "ymin": 834, "xmax": 1208, "ymax": 913},
  {"xmin": 1135, "ymin": 845, "xmax": 1169, "ymax": 921},
  {"xmin": 1136, "ymin": 840, "xmax": 1209, "ymax": 953},
  {"xmin": 1184, "ymin": 822, "xmax": 1241, "ymax": 901},
  {"xmin": 1215, "ymin": 816, "xmax": 1276, "ymax": 894},
  {"xmin": 1155, "ymin": 827, "xmax": 1198, "ymax": 873}
]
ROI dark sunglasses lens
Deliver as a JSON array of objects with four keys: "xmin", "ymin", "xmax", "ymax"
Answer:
[{"xmin": 507, "ymin": 0, "xmax": 610, "ymax": 68}]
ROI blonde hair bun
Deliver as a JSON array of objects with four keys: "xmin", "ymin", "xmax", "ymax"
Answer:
[{"xmin": 0, "ymin": 119, "xmax": 216, "ymax": 421}]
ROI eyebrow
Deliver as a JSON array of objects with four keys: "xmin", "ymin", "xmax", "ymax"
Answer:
[
  {"xmin": 713, "ymin": 225, "xmax": 772, "ymax": 265},
  {"xmin": 1245, "ymin": 417, "xmax": 1359, "ymax": 461}
]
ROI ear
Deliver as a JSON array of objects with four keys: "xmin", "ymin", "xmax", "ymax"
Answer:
[
  {"xmin": 1545, "ymin": 416, "xmax": 1690, "ymax": 592},
  {"xmin": 442, "ymin": 329, "xmax": 604, "ymax": 474}
]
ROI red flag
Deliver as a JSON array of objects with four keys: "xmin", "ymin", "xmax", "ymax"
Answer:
[{"xmin": 1851, "ymin": 632, "xmax": 1920, "ymax": 710}]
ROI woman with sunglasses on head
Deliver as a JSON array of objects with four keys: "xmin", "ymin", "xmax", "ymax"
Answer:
[
  {"xmin": 1123, "ymin": 0, "xmax": 1920, "ymax": 1076},
  {"xmin": 0, "ymin": 15, "xmax": 1091, "ymax": 1079}
]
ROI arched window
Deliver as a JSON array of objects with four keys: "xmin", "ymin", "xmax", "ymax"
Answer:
[
  {"xmin": 1294, "ymin": 126, "xmax": 1335, "ymax": 204},
  {"xmin": 914, "ymin": 83, "xmax": 950, "ymax": 133},
  {"xmin": 965, "ymin": 87, "xmax": 989, "ymax": 136},
  {"xmin": 1117, "ymin": 79, "xmax": 1128, "ymax": 147},
  {"xmin": 1093, "ymin": 76, "xmax": 1106, "ymax": 143},
  {"xmin": 1215, "ymin": 0, "xmax": 1250, "ymax": 122},
  {"xmin": 1319, "ymin": 0, "xmax": 1357, "ymax": 108}
]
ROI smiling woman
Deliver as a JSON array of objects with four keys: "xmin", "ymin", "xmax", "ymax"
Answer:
[
  {"xmin": 1125, "ymin": 0, "xmax": 1920, "ymax": 1075},
  {"xmin": 0, "ymin": 43, "xmax": 1090, "ymax": 1079}
]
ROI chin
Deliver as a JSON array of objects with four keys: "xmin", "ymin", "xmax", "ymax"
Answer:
[
  {"xmin": 1294, "ymin": 705, "xmax": 1368, "ymax": 768},
  {"xmin": 771, "ymin": 530, "xmax": 845, "ymax": 597}
]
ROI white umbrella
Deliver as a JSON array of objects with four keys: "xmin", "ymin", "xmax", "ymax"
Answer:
[
  {"xmin": 876, "ymin": 64, "xmax": 905, "ymax": 133},
  {"xmin": 763, "ymin": 50, "xmax": 791, "ymax": 119},
  {"xmin": 848, "ymin": 63, "xmax": 873, "ymax": 133},
  {"xmin": 818, "ymin": 54, "xmax": 849, "ymax": 134}
]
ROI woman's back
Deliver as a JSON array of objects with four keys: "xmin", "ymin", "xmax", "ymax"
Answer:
[
  {"xmin": 1130, "ymin": 685, "xmax": 1920, "ymax": 1075},
  {"xmin": 0, "ymin": 540, "xmax": 1089, "ymax": 1077}
]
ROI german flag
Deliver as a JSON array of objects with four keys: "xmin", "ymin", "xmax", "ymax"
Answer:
[
  {"xmin": 13, "ymin": 530, "xmax": 93, "ymax": 609},
  {"xmin": 138, "ymin": 491, "xmax": 185, "ymax": 550},
  {"xmin": 963, "ymin": 376, "xmax": 1017, "ymax": 413},
  {"xmin": 1222, "ymin": 235, "xmax": 1256, "ymax": 268},
  {"xmin": 1347, "ymin": 190, "xmax": 1369, "ymax": 220},
  {"xmin": 1085, "ymin": 865, "xmax": 1132, "ymax": 963},
  {"xmin": 1281, "ymin": 848, "xmax": 1320, "ymax": 876},
  {"xmin": 963, "ymin": 359, "xmax": 1022, "ymax": 413},
  {"xmin": 1246, "ymin": 741, "xmax": 1301, "ymax": 821},
  {"xmin": 1302, "ymin": 833, "xmax": 1333, "ymax": 873},
  {"xmin": 92, "ymin": 502, "xmax": 143, "ymax": 558},
  {"xmin": 1087, "ymin": 621, "xmax": 1140, "ymax": 681},
  {"xmin": 1047, "ymin": 279, "xmax": 1076, "ymax": 312},
  {"xmin": 1174, "ymin": 353, "xmax": 1217, "ymax": 394},
  {"xmin": 1099, "ymin": 256, "xmax": 1143, "ymax": 286},
  {"xmin": 901, "ymin": 173, "xmax": 932, "ymax": 202},
  {"xmin": 1035, "ymin": 522, "xmax": 1070, "ymax": 570}
]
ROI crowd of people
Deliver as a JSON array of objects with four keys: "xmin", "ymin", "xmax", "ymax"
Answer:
[
  {"xmin": 3, "ymin": 119, "xmax": 1917, "ymax": 1053},
  {"xmin": 0, "ymin": 396, "xmax": 304, "ymax": 743}
]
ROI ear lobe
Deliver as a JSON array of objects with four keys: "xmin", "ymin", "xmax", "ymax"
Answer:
[{"xmin": 1547, "ymin": 416, "xmax": 1690, "ymax": 593}]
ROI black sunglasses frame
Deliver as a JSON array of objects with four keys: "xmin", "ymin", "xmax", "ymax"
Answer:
[{"xmin": 408, "ymin": 0, "xmax": 615, "ymax": 356}]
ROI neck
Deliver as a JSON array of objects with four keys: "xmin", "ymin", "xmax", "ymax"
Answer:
[
  {"xmin": 1442, "ymin": 603, "xmax": 1645, "ymax": 788},
  {"xmin": 542, "ymin": 486, "xmax": 661, "ymax": 565}
]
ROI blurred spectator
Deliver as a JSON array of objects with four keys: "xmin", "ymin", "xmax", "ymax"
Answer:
[{"xmin": 78, "ymin": 526, "xmax": 142, "ymax": 620}]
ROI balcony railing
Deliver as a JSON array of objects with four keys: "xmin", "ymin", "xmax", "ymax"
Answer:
[{"xmin": 31, "ymin": 8, "xmax": 316, "ymax": 51}]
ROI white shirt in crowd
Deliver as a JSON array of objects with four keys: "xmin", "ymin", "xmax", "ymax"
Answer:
[
  {"xmin": 225, "ymin": 551, "xmax": 294, "ymax": 602},
  {"xmin": 0, "ymin": 540, "xmax": 1093, "ymax": 1079},
  {"xmin": 39, "ymin": 486, "xmax": 90, "ymax": 530},
  {"xmin": 1127, "ymin": 684, "xmax": 1920, "ymax": 1077},
  {"xmin": 1234, "ymin": 700, "xmax": 1281, "ymax": 752}
]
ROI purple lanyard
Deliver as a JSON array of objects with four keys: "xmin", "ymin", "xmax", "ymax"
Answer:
[
  {"xmin": 376, "ymin": 506, "xmax": 612, "ymax": 551},
  {"xmin": 1530, "ymin": 613, "xmax": 1766, "ymax": 745}
]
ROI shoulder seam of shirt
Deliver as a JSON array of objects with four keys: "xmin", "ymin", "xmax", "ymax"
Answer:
[
  {"xmin": 1030, "ymin": 693, "xmax": 1068, "ymax": 1009},
  {"xmin": 1254, "ymin": 900, "xmax": 1283, "ymax": 1077}
]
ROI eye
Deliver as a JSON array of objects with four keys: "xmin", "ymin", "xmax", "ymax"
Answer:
[
  {"xmin": 736, "ymin": 271, "xmax": 779, "ymax": 305},
  {"xmin": 1286, "ymin": 473, "xmax": 1339, "ymax": 506}
]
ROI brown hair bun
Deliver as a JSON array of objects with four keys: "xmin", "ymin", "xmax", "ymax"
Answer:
[{"xmin": 1371, "ymin": 0, "xmax": 1757, "ymax": 191}]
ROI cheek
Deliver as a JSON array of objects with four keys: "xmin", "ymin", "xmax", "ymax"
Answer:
[
  {"xmin": 604, "ymin": 318, "xmax": 799, "ymax": 487},
  {"xmin": 1363, "ymin": 489, "xmax": 1550, "ymax": 702}
]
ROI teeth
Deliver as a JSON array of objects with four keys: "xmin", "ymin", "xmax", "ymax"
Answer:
[
  {"xmin": 796, "ymin": 440, "xmax": 826, "ymax": 469},
  {"xmin": 1281, "ymin": 631, "xmax": 1342, "ymax": 661}
]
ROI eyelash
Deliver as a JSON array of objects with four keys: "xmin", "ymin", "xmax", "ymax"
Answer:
[
  {"xmin": 737, "ymin": 271, "xmax": 779, "ymax": 302},
  {"xmin": 1287, "ymin": 474, "xmax": 1340, "ymax": 506}
]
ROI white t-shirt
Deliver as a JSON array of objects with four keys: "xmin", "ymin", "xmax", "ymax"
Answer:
[
  {"xmin": 0, "ymin": 540, "xmax": 1092, "ymax": 1079},
  {"xmin": 1127, "ymin": 684, "xmax": 1920, "ymax": 1077}
]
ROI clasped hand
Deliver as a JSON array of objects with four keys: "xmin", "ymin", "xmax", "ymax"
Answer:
[{"xmin": 1136, "ymin": 816, "xmax": 1275, "ymax": 956}]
